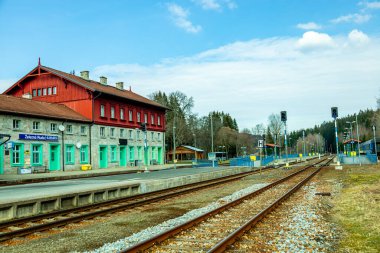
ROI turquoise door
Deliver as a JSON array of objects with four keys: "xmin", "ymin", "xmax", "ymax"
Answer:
[
  {"xmin": 158, "ymin": 147, "xmax": 162, "ymax": 164},
  {"xmin": 0, "ymin": 144, "xmax": 4, "ymax": 174},
  {"xmin": 99, "ymin": 146, "xmax": 108, "ymax": 169},
  {"xmin": 120, "ymin": 146, "xmax": 126, "ymax": 167},
  {"xmin": 49, "ymin": 144, "xmax": 60, "ymax": 171}
]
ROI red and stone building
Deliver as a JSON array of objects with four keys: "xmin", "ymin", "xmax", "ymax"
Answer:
[{"xmin": 1, "ymin": 62, "xmax": 167, "ymax": 173}]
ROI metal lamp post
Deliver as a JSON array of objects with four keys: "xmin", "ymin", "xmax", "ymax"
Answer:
[
  {"xmin": 302, "ymin": 130, "xmax": 306, "ymax": 157},
  {"xmin": 373, "ymin": 125, "xmax": 378, "ymax": 163},
  {"xmin": 346, "ymin": 121, "xmax": 355, "ymax": 154},
  {"xmin": 355, "ymin": 115, "xmax": 361, "ymax": 166},
  {"xmin": 173, "ymin": 124, "xmax": 176, "ymax": 170}
]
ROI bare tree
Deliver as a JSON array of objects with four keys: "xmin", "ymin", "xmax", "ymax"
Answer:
[{"xmin": 252, "ymin": 123, "xmax": 265, "ymax": 135}]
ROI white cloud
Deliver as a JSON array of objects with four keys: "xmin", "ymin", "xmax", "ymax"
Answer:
[
  {"xmin": 360, "ymin": 1, "xmax": 380, "ymax": 9},
  {"xmin": 348, "ymin": 29, "xmax": 370, "ymax": 44},
  {"xmin": 193, "ymin": 0, "xmax": 221, "ymax": 10},
  {"xmin": 296, "ymin": 31, "xmax": 335, "ymax": 51},
  {"xmin": 167, "ymin": 3, "xmax": 202, "ymax": 33},
  {"xmin": 331, "ymin": 13, "xmax": 371, "ymax": 24},
  {"xmin": 193, "ymin": 0, "xmax": 237, "ymax": 11},
  {"xmin": 296, "ymin": 22, "xmax": 322, "ymax": 30},
  {"xmin": 93, "ymin": 32, "xmax": 380, "ymax": 131}
]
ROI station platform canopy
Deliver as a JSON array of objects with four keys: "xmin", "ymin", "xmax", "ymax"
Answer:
[
  {"xmin": 166, "ymin": 145, "xmax": 204, "ymax": 161},
  {"xmin": 343, "ymin": 139, "xmax": 361, "ymax": 145},
  {"xmin": 265, "ymin": 143, "xmax": 281, "ymax": 148}
]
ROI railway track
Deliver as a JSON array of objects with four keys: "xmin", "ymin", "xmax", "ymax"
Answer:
[
  {"xmin": 0, "ymin": 163, "xmax": 284, "ymax": 243},
  {"xmin": 121, "ymin": 157, "xmax": 332, "ymax": 253}
]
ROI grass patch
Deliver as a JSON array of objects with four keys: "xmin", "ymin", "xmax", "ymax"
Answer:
[{"xmin": 331, "ymin": 165, "xmax": 380, "ymax": 252}]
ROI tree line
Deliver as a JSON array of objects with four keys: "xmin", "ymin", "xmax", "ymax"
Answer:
[{"xmin": 150, "ymin": 90, "xmax": 380, "ymax": 158}]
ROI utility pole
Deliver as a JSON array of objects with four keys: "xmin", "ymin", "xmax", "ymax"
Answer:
[
  {"xmin": 139, "ymin": 123, "xmax": 148, "ymax": 172},
  {"xmin": 210, "ymin": 115, "xmax": 214, "ymax": 153},
  {"xmin": 173, "ymin": 113, "xmax": 176, "ymax": 170},
  {"xmin": 355, "ymin": 115, "xmax": 361, "ymax": 165}
]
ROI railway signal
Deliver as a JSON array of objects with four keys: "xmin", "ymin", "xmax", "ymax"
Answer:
[
  {"xmin": 280, "ymin": 111, "xmax": 287, "ymax": 122},
  {"xmin": 280, "ymin": 111, "xmax": 288, "ymax": 163},
  {"xmin": 331, "ymin": 106, "xmax": 340, "ymax": 166}
]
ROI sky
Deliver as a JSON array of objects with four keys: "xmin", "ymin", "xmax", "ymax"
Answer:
[{"xmin": 0, "ymin": 0, "xmax": 379, "ymax": 131}]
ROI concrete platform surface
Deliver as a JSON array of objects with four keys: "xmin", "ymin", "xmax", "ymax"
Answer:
[
  {"xmin": 0, "ymin": 166, "xmax": 250, "ymax": 221},
  {"xmin": 0, "ymin": 164, "xmax": 190, "ymax": 185},
  {"xmin": 0, "ymin": 166, "xmax": 241, "ymax": 205}
]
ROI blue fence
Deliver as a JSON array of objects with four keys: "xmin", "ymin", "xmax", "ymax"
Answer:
[
  {"xmin": 192, "ymin": 159, "xmax": 218, "ymax": 168},
  {"xmin": 366, "ymin": 154, "xmax": 378, "ymax": 163},
  {"xmin": 230, "ymin": 157, "xmax": 252, "ymax": 167}
]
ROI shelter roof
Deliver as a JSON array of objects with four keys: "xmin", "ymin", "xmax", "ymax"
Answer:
[
  {"xmin": 265, "ymin": 143, "xmax": 281, "ymax": 148},
  {"xmin": 181, "ymin": 145, "xmax": 204, "ymax": 152},
  {"xmin": 343, "ymin": 138, "xmax": 361, "ymax": 144},
  {"xmin": 0, "ymin": 95, "xmax": 91, "ymax": 122}
]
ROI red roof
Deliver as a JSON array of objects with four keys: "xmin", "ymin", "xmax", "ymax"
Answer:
[
  {"xmin": 343, "ymin": 138, "xmax": 361, "ymax": 144},
  {"xmin": 265, "ymin": 143, "xmax": 281, "ymax": 148},
  {"xmin": 4, "ymin": 65, "xmax": 167, "ymax": 110},
  {"xmin": 0, "ymin": 95, "xmax": 91, "ymax": 122}
]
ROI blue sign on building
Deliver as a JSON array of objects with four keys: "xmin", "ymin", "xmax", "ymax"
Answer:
[{"xmin": 19, "ymin": 134, "xmax": 59, "ymax": 142}]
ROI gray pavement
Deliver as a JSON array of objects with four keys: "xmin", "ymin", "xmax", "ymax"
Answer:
[
  {"xmin": 0, "ymin": 164, "xmax": 190, "ymax": 184},
  {"xmin": 0, "ymin": 166, "xmax": 234, "ymax": 204}
]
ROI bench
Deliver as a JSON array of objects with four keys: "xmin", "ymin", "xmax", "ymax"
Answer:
[
  {"xmin": 150, "ymin": 159, "xmax": 158, "ymax": 165},
  {"xmin": 127, "ymin": 161, "xmax": 135, "ymax": 167},
  {"xmin": 32, "ymin": 166, "xmax": 49, "ymax": 173}
]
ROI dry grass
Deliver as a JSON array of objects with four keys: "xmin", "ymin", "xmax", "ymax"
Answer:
[{"xmin": 330, "ymin": 164, "xmax": 380, "ymax": 253}]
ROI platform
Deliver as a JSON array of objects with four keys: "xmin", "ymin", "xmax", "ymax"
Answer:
[{"xmin": 0, "ymin": 166, "xmax": 251, "ymax": 221}]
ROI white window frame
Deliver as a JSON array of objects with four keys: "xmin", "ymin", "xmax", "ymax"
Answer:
[
  {"xmin": 51, "ymin": 123, "xmax": 57, "ymax": 132},
  {"xmin": 137, "ymin": 112, "xmax": 141, "ymax": 123},
  {"xmin": 100, "ymin": 105, "xmax": 105, "ymax": 117},
  {"xmin": 120, "ymin": 108, "xmax": 124, "ymax": 120},
  {"xmin": 33, "ymin": 121, "xmax": 40, "ymax": 131},
  {"xmin": 129, "ymin": 110, "xmax": 133, "ymax": 121},
  {"xmin": 80, "ymin": 126, "xmax": 87, "ymax": 135},
  {"xmin": 66, "ymin": 125, "xmax": 73, "ymax": 134},
  {"xmin": 13, "ymin": 119, "xmax": 20, "ymax": 130},
  {"xmin": 111, "ymin": 106, "xmax": 115, "ymax": 119},
  {"xmin": 100, "ymin": 127, "xmax": 105, "ymax": 137}
]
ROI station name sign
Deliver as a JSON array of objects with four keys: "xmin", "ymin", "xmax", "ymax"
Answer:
[{"xmin": 19, "ymin": 134, "xmax": 59, "ymax": 142}]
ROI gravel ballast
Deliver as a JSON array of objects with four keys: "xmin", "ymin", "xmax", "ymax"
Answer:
[{"xmin": 80, "ymin": 183, "xmax": 269, "ymax": 253}]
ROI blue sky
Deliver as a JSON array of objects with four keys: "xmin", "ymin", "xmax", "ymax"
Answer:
[{"xmin": 1, "ymin": 0, "xmax": 379, "ymax": 130}]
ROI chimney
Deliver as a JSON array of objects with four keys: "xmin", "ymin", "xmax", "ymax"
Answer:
[
  {"xmin": 80, "ymin": 71, "xmax": 89, "ymax": 80},
  {"xmin": 99, "ymin": 76, "xmax": 107, "ymax": 85},
  {"xmin": 116, "ymin": 82, "xmax": 124, "ymax": 90},
  {"xmin": 22, "ymin": 93, "xmax": 32, "ymax": 99}
]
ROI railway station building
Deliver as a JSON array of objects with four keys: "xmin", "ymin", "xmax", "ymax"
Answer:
[{"xmin": 0, "ymin": 63, "xmax": 167, "ymax": 174}]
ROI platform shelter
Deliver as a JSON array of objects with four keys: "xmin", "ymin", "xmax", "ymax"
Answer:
[{"xmin": 166, "ymin": 145, "xmax": 204, "ymax": 162}]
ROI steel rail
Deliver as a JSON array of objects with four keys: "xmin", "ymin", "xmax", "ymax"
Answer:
[
  {"xmin": 121, "ymin": 157, "xmax": 329, "ymax": 253},
  {"xmin": 0, "ymin": 169, "xmax": 262, "ymax": 230},
  {"xmin": 208, "ymin": 157, "xmax": 333, "ymax": 253},
  {"xmin": 0, "ymin": 166, "xmax": 277, "ymax": 242}
]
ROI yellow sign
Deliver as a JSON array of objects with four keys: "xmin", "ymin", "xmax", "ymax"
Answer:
[
  {"xmin": 25, "ymin": 150, "xmax": 30, "ymax": 155},
  {"xmin": 299, "ymin": 154, "xmax": 303, "ymax": 158},
  {"xmin": 250, "ymin": 155, "xmax": 256, "ymax": 161}
]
